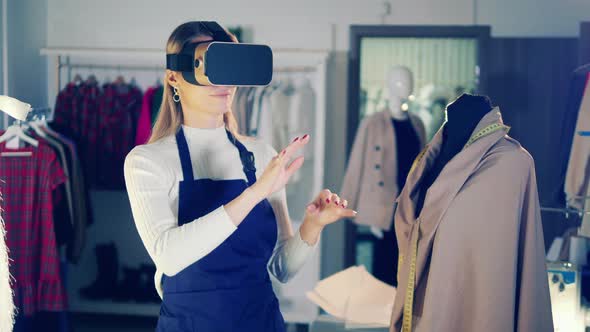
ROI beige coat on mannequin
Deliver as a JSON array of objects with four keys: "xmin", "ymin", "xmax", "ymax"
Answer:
[
  {"xmin": 341, "ymin": 110, "xmax": 426, "ymax": 231},
  {"xmin": 391, "ymin": 109, "xmax": 553, "ymax": 332}
]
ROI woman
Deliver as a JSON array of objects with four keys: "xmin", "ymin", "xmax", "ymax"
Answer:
[{"xmin": 124, "ymin": 21, "xmax": 356, "ymax": 332}]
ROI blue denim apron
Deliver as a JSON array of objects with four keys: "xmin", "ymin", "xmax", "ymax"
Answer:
[{"xmin": 156, "ymin": 127, "xmax": 285, "ymax": 332}]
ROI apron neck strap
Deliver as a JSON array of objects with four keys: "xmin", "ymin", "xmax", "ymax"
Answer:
[
  {"xmin": 175, "ymin": 127, "xmax": 257, "ymax": 185},
  {"xmin": 225, "ymin": 129, "xmax": 257, "ymax": 185},
  {"xmin": 176, "ymin": 128, "xmax": 195, "ymax": 181}
]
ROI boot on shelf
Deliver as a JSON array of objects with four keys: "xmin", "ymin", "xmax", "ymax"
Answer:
[
  {"xmin": 79, "ymin": 242, "xmax": 119, "ymax": 300},
  {"xmin": 113, "ymin": 266, "xmax": 142, "ymax": 302}
]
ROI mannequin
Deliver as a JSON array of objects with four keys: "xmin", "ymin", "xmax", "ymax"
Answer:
[
  {"xmin": 414, "ymin": 93, "xmax": 493, "ymax": 216},
  {"xmin": 371, "ymin": 66, "xmax": 423, "ymax": 286},
  {"xmin": 390, "ymin": 95, "xmax": 553, "ymax": 331},
  {"xmin": 371, "ymin": 66, "xmax": 414, "ymax": 241},
  {"xmin": 386, "ymin": 66, "xmax": 413, "ymax": 120}
]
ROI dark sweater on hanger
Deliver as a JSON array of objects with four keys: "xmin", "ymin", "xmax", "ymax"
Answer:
[{"xmin": 414, "ymin": 94, "xmax": 493, "ymax": 217}]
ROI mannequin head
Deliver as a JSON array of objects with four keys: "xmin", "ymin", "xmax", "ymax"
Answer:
[{"xmin": 387, "ymin": 66, "xmax": 414, "ymax": 119}]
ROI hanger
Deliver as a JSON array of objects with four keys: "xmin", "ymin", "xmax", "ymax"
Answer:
[
  {"xmin": 0, "ymin": 121, "xmax": 39, "ymax": 156},
  {"xmin": 73, "ymin": 73, "xmax": 83, "ymax": 86}
]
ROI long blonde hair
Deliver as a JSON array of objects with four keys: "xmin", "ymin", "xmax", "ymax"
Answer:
[{"xmin": 148, "ymin": 22, "xmax": 241, "ymax": 144}]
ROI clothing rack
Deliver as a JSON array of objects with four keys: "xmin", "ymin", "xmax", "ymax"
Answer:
[
  {"xmin": 541, "ymin": 206, "xmax": 590, "ymax": 218},
  {"xmin": 41, "ymin": 47, "xmax": 328, "ymax": 90}
]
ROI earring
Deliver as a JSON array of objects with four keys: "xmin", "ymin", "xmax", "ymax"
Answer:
[{"xmin": 173, "ymin": 87, "xmax": 180, "ymax": 103}]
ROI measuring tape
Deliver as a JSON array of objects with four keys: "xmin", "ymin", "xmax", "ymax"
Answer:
[
  {"xmin": 464, "ymin": 123, "xmax": 510, "ymax": 148},
  {"xmin": 400, "ymin": 122, "xmax": 510, "ymax": 332}
]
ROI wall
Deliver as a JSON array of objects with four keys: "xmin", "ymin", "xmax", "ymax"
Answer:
[
  {"xmin": 1, "ymin": 0, "xmax": 47, "ymax": 131},
  {"xmin": 477, "ymin": 0, "xmax": 590, "ymax": 37},
  {"xmin": 0, "ymin": 0, "xmax": 4, "ymax": 98}
]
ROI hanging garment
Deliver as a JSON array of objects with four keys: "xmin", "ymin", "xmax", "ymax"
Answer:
[
  {"xmin": 151, "ymin": 86, "xmax": 164, "ymax": 127},
  {"xmin": 0, "ymin": 139, "xmax": 68, "ymax": 315},
  {"xmin": 45, "ymin": 129, "xmax": 89, "ymax": 259},
  {"xmin": 372, "ymin": 117, "xmax": 422, "ymax": 286},
  {"xmin": 52, "ymin": 83, "xmax": 82, "ymax": 140},
  {"xmin": 97, "ymin": 83, "xmax": 142, "ymax": 190},
  {"xmin": 76, "ymin": 81, "xmax": 102, "ymax": 188},
  {"xmin": 390, "ymin": 109, "xmax": 553, "ymax": 332},
  {"xmin": 270, "ymin": 83, "xmax": 293, "ymax": 151},
  {"xmin": 47, "ymin": 123, "xmax": 93, "ymax": 226},
  {"xmin": 565, "ymin": 72, "xmax": 590, "ymax": 210},
  {"xmin": 250, "ymin": 85, "xmax": 274, "ymax": 142},
  {"xmin": 341, "ymin": 110, "xmax": 426, "ymax": 230},
  {"xmin": 231, "ymin": 87, "xmax": 250, "ymax": 133},
  {"xmin": 156, "ymin": 127, "xmax": 285, "ymax": 332},
  {"xmin": 557, "ymin": 65, "xmax": 590, "ymax": 204},
  {"xmin": 285, "ymin": 79, "xmax": 316, "ymax": 221},
  {"xmin": 135, "ymin": 87, "xmax": 157, "ymax": 146}
]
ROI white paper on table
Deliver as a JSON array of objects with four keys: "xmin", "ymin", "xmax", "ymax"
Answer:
[
  {"xmin": 306, "ymin": 290, "xmax": 346, "ymax": 319},
  {"xmin": 344, "ymin": 266, "xmax": 396, "ymax": 328},
  {"xmin": 310, "ymin": 266, "xmax": 363, "ymax": 316}
]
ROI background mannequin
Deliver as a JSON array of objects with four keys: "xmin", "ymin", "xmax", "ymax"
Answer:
[
  {"xmin": 386, "ymin": 66, "xmax": 413, "ymax": 120},
  {"xmin": 371, "ymin": 66, "xmax": 423, "ymax": 286},
  {"xmin": 414, "ymin": 93, "xmax": 493, "ymax": 216},
  {"xmin": 371, "ymin": 66, "xmax": 415, "ymax": 238}
]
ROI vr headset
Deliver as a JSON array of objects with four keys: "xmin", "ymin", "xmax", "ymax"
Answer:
[{"xmin": 166, "ymin": 21, "xmax": 273, "ymax": 86}]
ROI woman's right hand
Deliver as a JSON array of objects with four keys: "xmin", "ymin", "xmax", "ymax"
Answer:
[{"xmin": 251, "ymin": 134, "xmax": 310, "ymax": 200}]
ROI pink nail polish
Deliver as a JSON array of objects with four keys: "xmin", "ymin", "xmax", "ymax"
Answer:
[
  {"xmin": 293, "ymin": 137, "xmax": 299, "ymax": 142},
  {"xmin": 326, "ymin": 199, "xmax": 330, "ymax": 203},
  {"xmin": 303, "ymin": 134, "xmax": 309, "ymax": 139}
]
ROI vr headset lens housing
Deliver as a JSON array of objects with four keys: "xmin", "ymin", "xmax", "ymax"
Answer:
[{"xmin": 166, "ymin": 41, "xmax": 273, "ymax": 86}]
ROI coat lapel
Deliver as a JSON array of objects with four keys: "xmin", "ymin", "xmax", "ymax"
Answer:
[{"xmin": 391, "ymin": 108, "xmax": 511, "ymax": 326}]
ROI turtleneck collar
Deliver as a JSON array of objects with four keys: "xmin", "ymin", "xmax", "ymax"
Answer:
[{"xmin": 181, "ymin": 124, "xmax": 228, "ymax": 146}]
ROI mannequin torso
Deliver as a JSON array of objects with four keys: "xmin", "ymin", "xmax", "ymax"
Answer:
[{"xmin": 414, "ymin": 93, "xmax": 493, "ymax": 216}]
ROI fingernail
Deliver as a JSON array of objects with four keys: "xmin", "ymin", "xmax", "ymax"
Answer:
[
  {"xmin": 353, "ymin": 211, "xmax": 358, "ymax": 215},
  {"xmin": 293, "ymin": 137, "xmax": 299, "ymax": 142},
  {"xmin": 281, "ymin": 150, "xmax": 286, "ymax": 155},
  {"xmin": 303, "ymin": 134, "xmax": 309, "ymax": 139},
  {"xmin": 326, "ymin": 199, "xmax": 330, "ymax": 203}
]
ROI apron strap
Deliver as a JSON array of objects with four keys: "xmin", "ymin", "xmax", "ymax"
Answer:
[
  {"xmin": 225, "ymin": 129, "xmax": 257, "ymax": 185},
  {"xmin": 175, "ymin": 128, "xmax": 195, "ymax": 181}
]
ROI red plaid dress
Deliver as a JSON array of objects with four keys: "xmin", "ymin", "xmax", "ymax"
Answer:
[
  {"xmin": 97, "ymin": 83, "xmax": 142, "ymax": 189},
  {"xmin": 0, "ymin": 139, "xmax": 68, "ymax": 315},
  {"xmin": 76, "ymin": 82, "xmax": 102, "ymax": 188},
  {"xmin": 52, "ymin": 83, "xmax": 81, "ymax": 138}
]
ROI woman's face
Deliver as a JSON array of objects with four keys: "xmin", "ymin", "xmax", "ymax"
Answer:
[{"xmin": 168, "ymin": 35, "xmax": 237, "ymax": 117}]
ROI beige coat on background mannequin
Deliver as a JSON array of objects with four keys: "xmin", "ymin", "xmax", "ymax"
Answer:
[
  {"xmin": 391, "ymin": 109, "xmax": 553, "ymax": 332},
  {"xmin": 341, "ymin": 110, "xmax": 426, "ymax": 231}
]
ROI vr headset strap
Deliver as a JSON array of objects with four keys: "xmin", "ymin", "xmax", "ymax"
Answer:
[{"xmin": 166, "ymin": 21, "xmax": 233, "ymax": 72}]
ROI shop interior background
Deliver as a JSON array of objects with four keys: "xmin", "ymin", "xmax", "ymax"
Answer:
[{"xmin": 1, "ymin": 0, "xmax": 589, "ymax": 331}]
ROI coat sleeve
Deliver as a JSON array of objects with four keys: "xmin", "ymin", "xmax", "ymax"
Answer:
[
  {"xmin": 516, "ymin": 162, "xmax": 554, "ymax": 332},
  {"xmin": 340, "ymin": 117, "xmax": 370, "ymax": 210}
]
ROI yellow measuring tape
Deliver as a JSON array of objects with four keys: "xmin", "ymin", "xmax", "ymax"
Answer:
[{"xmin": 400, "ymin": 122, "xmax": 510, "ymax": 332}]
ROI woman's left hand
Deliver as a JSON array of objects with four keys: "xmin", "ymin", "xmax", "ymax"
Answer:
[{"xmin": 304, "ymin": 189, "xmax": 357, "ymax": 227}]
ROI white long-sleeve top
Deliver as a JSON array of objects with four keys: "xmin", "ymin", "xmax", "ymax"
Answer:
[{"xmin": 124, "ymin": 125, "xmax": 316, "ymax": 298}]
